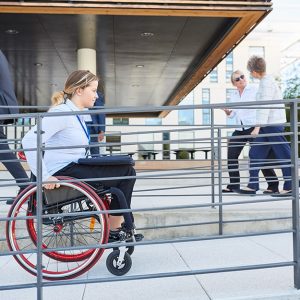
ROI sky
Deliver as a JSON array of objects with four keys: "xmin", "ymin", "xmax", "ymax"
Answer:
[
  {"xmin": 249, "ymin": 0, "xmax": 300, "ymax": 50},
  {"xmin": 246, "ymin": 0, "xmax": 300, "ymax": 70}
]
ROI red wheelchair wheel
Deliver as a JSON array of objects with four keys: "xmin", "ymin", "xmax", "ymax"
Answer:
[{"xmin": 6, "ymin": 179, "xmax": 109, "ymax": 280}]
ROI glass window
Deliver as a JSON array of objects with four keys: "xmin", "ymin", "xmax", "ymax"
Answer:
[
  {"xmin": 202, "ymin": 88, "xmax": 210, "ymax": 125},
  {"xmin": 138, "ymin": 133, "xmax": 154, "ymax": 159},
  {"xmin": 113, "ymin": 118, "xmax": 129, "ymax": 125},
  {"xmin": 179, "ymin": 131, "xmax": 194, "ymax": 149},
  {"xmin": 162, "ymin": 132, "xmax": 170, "ymax": 160},
  {"xmin": 225, "ymin": 52, "xmax": 233, "ymax": 82},
  {"xmin": 106, "ymin": 133, "xmax": 121, "ymax": 153},
  {"xmin": 145, "ymin": 118, "xmax": 162, "ymax": 125},
  {"xmin": 226, "ymin": 89, "xmax": 235, "ymax": 102},
  {"xmin": 210, "ymin": 67, "xmax": 218, "ymax": 83},
  {"xmin": 249, "ymin": 46, "xmax": 265, "ymax": 58},
  {"xmin": 226, "ymin": 89, "xmax": 236, "ymax": 126},
  {"xmin": 178, "ymin": 91, "xmax": 194, "ymax": 125},
  {"xmin": 17, "ymin": 117, "xmax": 31, "ymax": 126}
]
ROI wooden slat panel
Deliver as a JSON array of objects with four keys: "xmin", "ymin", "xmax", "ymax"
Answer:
[
  {"xmin": 0, "ymin": 0, "xmax": 272, "ymax": 5},
  {"xmin": 0, "ymin": 0, "xmax": 272, "ymax": 16},
  {"xmin": 0, "ymin": 7, "xmax": 271, "ymax": 17}
]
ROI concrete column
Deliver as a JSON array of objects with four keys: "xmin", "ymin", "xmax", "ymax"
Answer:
[
  {"xmin": 77, "ymin": 48, "xmax": 96, "ymax": 74},
  {"xmin": 77, "ymin": 15, "xmax": 97, "ymax": 74}
]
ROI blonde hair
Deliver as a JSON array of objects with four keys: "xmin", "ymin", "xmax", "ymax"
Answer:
[{"xmin": 51, "ymin": 70, "xmax": 98, "ymax": 106}]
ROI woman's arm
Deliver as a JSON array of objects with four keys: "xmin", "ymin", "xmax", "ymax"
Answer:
[{"xmin": 22, "ymin": 112, "xmax": 68, "ymax": 181}]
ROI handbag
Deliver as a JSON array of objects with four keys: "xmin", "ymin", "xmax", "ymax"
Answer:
[{"xmin": 78, "ymin": 155, "xmax": 135, "ymax": 166}]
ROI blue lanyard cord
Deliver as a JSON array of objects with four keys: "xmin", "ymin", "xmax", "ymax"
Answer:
[{"xmin": 76, "ymin": 115, "xmax": 90, "ymax": 142}]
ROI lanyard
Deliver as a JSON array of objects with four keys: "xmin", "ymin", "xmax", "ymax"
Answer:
[{"xmin": 76, "ymin": 115, "xmax": 90, "ymax": 142}]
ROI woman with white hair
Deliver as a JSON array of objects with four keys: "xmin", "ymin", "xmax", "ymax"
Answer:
[{"xmin": 239, "ymin": 56, "xmax": 292, "ymax": 195}]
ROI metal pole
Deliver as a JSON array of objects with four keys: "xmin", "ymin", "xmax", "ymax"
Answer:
[
  {"xmin": 70, "ymin": 203, "xmax": 75, "ymax": 246},
  {"xmin": 14, "ymin": 120, "xmax": 17, "ymax": 150},
  {"xmin": 22, "ymin": 118, "xmax": 25, "ymax": 138},
  {"xmin": 210, "ymin": 108, "xmax": 215, "ymax": 208},
  {"xmin": 217, "ymin": 128, "xmax": 223, "ymax": 235},
  {"xmin": 290, "ymin": 101, "xmax": 300, "ymax": 289},
  {"xmin": 36, "ymin": 115, "xmax": 44, "ymax": 300}
]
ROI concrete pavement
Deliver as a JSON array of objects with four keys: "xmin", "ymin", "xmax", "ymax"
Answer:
[
  {"xmin": 0, "ymin": 168, "xmax": 299, "ymax": 299},
  {"xmin": 0, "ymin": 233, "xmax": 299, "ymax": 300}
]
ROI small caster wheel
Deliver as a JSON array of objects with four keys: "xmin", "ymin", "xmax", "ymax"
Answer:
[
  {"xmin": 106, "ymin": 250, "xmax": 132, "ymax": 276},
  {"xmin": 126, "ymin": 246, "xmax": 134, "ymax": 255}
]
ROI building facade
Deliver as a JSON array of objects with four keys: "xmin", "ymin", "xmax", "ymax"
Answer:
[{"xmin": 105, "ymin": 37, "xmax": 282, "ymax": 160}]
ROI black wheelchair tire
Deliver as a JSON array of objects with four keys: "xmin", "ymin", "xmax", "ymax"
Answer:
[{"xmin": 106, "ymin": 250, "xmax": 132, "ymax": 276}]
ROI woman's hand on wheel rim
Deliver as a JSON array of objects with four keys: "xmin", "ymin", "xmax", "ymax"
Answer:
[{"xmin": 43, "ymin": 176, "xmax": 60, "ymax": 189}]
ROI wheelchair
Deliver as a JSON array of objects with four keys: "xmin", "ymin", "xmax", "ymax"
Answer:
[{"xmin": 5, "ymin": 176, "xmax": 137, "ymax": 281}]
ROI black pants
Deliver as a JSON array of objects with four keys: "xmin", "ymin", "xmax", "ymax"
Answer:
[
  {"xmin": 0, "ymin": 125, "xmax": 29, "ymax": 188},
  {"xmin": 54, "ymin": 163, "xmax": 136, "ymax": 216},
  {"xmin": 227, "ymin": 127, "xmax": 279, "ymax": 191}
]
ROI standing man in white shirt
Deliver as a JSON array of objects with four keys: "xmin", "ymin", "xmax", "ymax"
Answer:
[
  {"xmin": 239, "ymin": 56, "xmax": 291, "ymax": 195},
  {"xmin": 222, "ymin": 70, "xmax": 278, "ymax": 194}
]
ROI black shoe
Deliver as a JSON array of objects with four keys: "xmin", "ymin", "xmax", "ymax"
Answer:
[
  {"xmin": 132, "ymin": 233, "xmax": 144, "ymax": 242},
  {"xmin": 263, "ymin": 189, "xmax": 279, "ymax": 195},
  {"xmin": 108, "ymin": 230, "xmax": 126, "ymax": 243},
  {"xmin": 108, "ymin": 229, "xmax": 144, "ymax": 243},
  {"xmin": 6, "ymin": 198, "xmax": 14, "ymax": 205},
  {"xmin": 271, "ymin": 190, "xmax": 292, "ymax": 197},
  {"xmin": 222, "ymin": 188, "xmax": 234, "ymax": 193},
  {"xmin": 222, "ymin": 188, "xmax": 240, "ymax": 193},
  {"xmin": 238, "ymin": 188, "xmax": 256, "ymax": 195}
]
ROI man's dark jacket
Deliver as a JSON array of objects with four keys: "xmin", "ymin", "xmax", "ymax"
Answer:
[
  {"xmin": 0, "ymin": 50, "xmax": 19, "ymax": 121},
  {"xmin": 88, "ymin": 92, "xmax": 105, "ymax": 134}
]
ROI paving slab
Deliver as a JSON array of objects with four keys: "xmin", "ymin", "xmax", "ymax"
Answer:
[{"xmin": 0, "ymin": 170, "xmax": 300, "ymax": 299}]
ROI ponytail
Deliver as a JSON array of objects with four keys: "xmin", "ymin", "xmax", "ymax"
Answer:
[{"xmin": 51, "ymin": 91, "xmax": 65, "ymax": 106}]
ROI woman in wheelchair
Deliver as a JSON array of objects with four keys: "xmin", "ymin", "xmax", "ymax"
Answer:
[{"xmin": 22, "ymin": 70, "xmax": 143, "ymax": 243}]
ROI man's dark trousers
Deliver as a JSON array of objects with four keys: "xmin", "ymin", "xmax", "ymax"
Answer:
[{"xmin": 0, "ymin": 125, "xmax": 28, "ymax": 188}]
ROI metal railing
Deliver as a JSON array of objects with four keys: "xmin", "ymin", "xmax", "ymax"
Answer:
[{"xmin": 0, "ymin": 98, "xmax": 299, "ymax": 298}]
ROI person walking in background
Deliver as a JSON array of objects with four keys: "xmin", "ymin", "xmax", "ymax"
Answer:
[
  {"xmin": 86, "ymin": 86, "xmax": 106, "ymax": 157},
  {"xmin": 0, "ymin": 50, "xmax": 29, "ymax": 201},
  {"xmin": 239, "ymin": 56, "xmax": 291, "ymax": 195},
  {"xmin": 222, "ymin": 70, "xmax": 278, "ymax": 194}
]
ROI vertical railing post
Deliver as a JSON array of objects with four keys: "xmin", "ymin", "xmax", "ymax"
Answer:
[
  {"xmin": 217, "ymin": 128, "xmax": 223, "ymax": 235},
  {"xmin": 21, "ymin": 117, "xmax": 25, "ymax": 139},
  {"xmin": 36, "ymin": 115, "xmax": 44, "ymax": 300},
  {"xmin": 290, "ymin": 101, "xmax": 300, "ymax": 289},
  {"xmin": 210, "ymin": 108, "xmax": 215, "ymax": 208},
  {"xmin": 14, "ymin": 120, "xmax": 17, "ymax": 150}
]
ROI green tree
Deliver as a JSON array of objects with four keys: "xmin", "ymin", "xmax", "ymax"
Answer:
[
  {"xmin": 283, "ymin": 76, "xmax": 300, "ymax": 157},
  {"xmin": 178, "ymin": 150, "xmax": 189, "ymax": 159},
  {"xmin": 283, "ymin": 76, "xmax": 300, "ymax": 99}
]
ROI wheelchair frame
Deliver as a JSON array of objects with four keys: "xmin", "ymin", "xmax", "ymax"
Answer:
[{"xmin": 5, "ymin": 176, "xmax": 136, "ymax": 280}]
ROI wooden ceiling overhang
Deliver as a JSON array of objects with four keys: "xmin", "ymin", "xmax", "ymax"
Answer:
[{"xmin": 0, "ymin": 1, "xmax": 272, "ymax": 117}]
